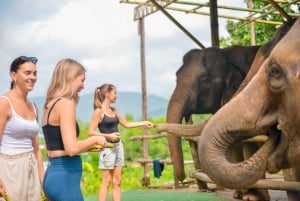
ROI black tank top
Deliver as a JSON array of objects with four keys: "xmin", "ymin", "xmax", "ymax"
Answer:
[
  {"xmin": 98, "ymin": 114, "xmax": 119, "ymax": 143},
  {"xmin": 42, "ymin": 98, "xmax": 79, "ymax": 150}
]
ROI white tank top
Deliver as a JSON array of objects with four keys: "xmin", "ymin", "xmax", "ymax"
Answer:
[{"xmin": 0, "ymin": 96, "xmax": 39, "ymax": 155}]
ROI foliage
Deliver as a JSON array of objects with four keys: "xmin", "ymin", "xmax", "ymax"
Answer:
[{"xmin": 220, "ymin": 1, "xmax": 299, "ymax": 47}]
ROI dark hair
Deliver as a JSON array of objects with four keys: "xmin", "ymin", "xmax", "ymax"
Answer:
[{"xmin": 10, "ymin": 56, "xmax": 38, "ymax": 89}]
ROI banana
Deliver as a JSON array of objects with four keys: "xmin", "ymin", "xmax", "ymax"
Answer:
[
  {"xmin": 87, "ymin": 143, "xmax": 114, "ymax": 152},
  {"xmin": 277, "ymin": 123, "xmax": 282, "ymax": 131},
  {"xmin": 105, "ymin": 143, "xmax": 114, "ymax": 148},
  {"xmin": 3, "ymin": 191, "xmax": 10, "ymax": 201}
]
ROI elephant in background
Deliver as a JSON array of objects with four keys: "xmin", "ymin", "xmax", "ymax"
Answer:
[
  {"xmin": 166, "ymin": 45, "xmax": 260, "ymax": 183},
  {"xmin": 199, "ymin": 17, "xmax": 300, "ymax": 201}
]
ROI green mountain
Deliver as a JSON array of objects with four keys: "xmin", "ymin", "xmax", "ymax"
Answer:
[{"xmin": 30, "ymin": 92, "xmax": 169, "ymax": 123}]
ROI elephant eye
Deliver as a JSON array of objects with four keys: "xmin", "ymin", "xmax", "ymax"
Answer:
[
  {"xmin": 270, "ymin": 66, "xmax": 280, "ymax": 77},
  {"xmin": 200, "ymin": 76, "xmax": 210, "ymax": 85},
  {"xmin": 267, "ymin": 61, "xmax": 286, "ymax": 91}
]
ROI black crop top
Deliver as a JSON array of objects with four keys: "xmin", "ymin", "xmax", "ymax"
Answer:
[
  {"xmin": 98, "ymin": 113, "xmax": 119, "ymax": 143},
  {"xmin": 42, "ymin": 98, "xmax": 80, "ymax": 151}
]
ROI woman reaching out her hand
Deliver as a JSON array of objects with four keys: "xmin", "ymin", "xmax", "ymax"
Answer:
[{"xmin": 89, "ymin": 83, "xmax": 154, "ymax": 201}]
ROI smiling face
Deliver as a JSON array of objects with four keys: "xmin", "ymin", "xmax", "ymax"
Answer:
[
  {"xmin": 73, "ymin": 73, "xmax": 85, "ymax": 94},
  {"xmin": 11, "ymin": 61, "xmax": 37, "ymax": 93}
]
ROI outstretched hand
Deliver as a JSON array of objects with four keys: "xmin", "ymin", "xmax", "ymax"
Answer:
[{"xmin": 144, "ymin": 121, "xmax": 154, "ymax": 128}]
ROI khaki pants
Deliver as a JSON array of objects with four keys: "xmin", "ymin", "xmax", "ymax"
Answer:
[{"xmin": 0, "ymin": 151, "xmax": 41, "ymax": 201}]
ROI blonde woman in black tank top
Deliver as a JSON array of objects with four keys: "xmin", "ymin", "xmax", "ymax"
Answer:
[
  {"xmin": 88, "ymin": 84, "xmax": 154, "ymax": 201},
  {"xmin": 42, "ymin": 59, "xmax": 107, "ymax": 201}
]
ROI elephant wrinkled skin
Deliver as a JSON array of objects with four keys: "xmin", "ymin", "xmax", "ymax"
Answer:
[
  {"xmin": 200, "ymin": 18, "xmax": 300, "ymax": 201},
  {"xmin": 158, "ymin": 18, "xmax": 297, "ymax": 201},
  {"xmin": 164, "ymin": 18, "xmax": 296, "ymax": 186}
]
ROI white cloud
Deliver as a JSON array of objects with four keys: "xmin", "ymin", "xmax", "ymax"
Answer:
[{"xmin": 0, "ymin": 0, "xmax": 248, "ymax": 99}]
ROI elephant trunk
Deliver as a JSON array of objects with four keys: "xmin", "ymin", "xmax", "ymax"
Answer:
[
  {"xmin": 165, "ymin": 88, "xmax": 191, "ymax": 182},
  {"xmin": 157, "ymin": 121, "xmax": 208, "ymax": 137},
  {"xmin": 199, "ymin": 71, "xmax": 279, "ymax": 189}
]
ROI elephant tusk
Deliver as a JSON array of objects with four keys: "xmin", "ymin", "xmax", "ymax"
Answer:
[{"xmin": 276, "ymin": 123, "xmax": 282, "ymax": 131}]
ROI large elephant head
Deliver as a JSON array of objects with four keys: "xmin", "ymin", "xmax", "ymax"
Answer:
[
  {"xmin": 199, "ymin": 17, "xmax": 300, "ymax": 191},
  {"xmin": 166, "ymin": 45, "xmax": 260, "ymax": 181}
]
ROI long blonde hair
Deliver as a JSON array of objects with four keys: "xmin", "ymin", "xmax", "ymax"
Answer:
[
  {"xmin": 93, "ymin": 83, "xmax": 116, "ymax": 109},
  {"xmin": 44, "ymin": 58, "xmax": 86, "ymax": 109}
]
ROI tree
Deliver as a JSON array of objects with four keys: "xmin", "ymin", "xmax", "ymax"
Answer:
[{"xmin": 220, "ymin": 1, "xmax": 299, "ymax": 48}]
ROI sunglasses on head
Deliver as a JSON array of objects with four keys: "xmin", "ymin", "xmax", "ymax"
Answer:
[{"xmin": 19, "ymin": 56, "xmax": 38, "ymax": 64}]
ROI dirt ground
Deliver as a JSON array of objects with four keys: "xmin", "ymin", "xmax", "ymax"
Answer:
[
  {"xmin": 160, "ymin": 182, "xmax": 288, "ymax": 201},
  {"xmin": 182, "ymin": 172, "xmax": 289, "ymax": 201},
  {"xmin": 171, "ymin": 185, "xmax": 288, "ymax": 201},
  {"xmin": 215, "ymin": 189, "xmax": 287, "ymax": 201},
  {"xmin": 85, "ymin": 183, "xmax": 288, "ymax": 201}
]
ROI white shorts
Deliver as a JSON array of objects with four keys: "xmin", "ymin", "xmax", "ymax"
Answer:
[{"xmin": 99, "ymin": 141, "xmax": 124, "ymax": 169}]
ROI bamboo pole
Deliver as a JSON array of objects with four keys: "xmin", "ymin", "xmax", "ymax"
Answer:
[
  {"xmin": 139, "ymin": 17, "xmax": 150, "ymax": 187},
  {"xmin": 121, "ymin": 0, "xmax": 300, "ymax": 25},
  {"xmin": 267, "ymin": 0, "xmax": 293, "ymax": 20},
  {"xmin": 131, "ymin": 133, "xmax": 268, "ymax": 142},
  {"xmin": 248, "ymin": 0, "xmax": 256, "ymax": 46},
  {"xmin": 210, "ymin": 0, "xmax": 219, "ymax": 47},
  {"xmin": 190, "ymin": 171, "xmax": 300, "ymax": 191},
  {"xmin": 137, "ymin": 159, "xmax": 194, "ymax": 165}
]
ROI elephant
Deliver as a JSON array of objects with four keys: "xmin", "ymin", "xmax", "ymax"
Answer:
[
  {"xmin": 198, "ymin": 17, "xmax": 300, "ymax": 201},
  {"xmin": 159, "ymin": 18, "xmax": 297, "ymax": 200},
  {"xmin": 165, "ymin": 17, "xmax": 296, "ymax": 186},
  {"xmin": 165, "ymin": 45, "xmax": 260, "ymax": 184}
]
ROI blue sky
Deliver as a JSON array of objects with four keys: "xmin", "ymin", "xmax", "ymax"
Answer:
[{"xmin": 0, "ymin": 0, "xmax": 246, "ymax": 99}]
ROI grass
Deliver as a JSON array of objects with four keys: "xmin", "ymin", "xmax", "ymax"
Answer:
[
  {"xmin": 84, "ymin": 190, "xmax": 232, "ymax": 201},
  {"xmin": 81, "ymin": 161, "xmax": 234, "ymax": 201}
]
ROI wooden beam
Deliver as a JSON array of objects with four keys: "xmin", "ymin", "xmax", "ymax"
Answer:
[
  {"xmin": 120, "ymin": 0, "xmax": 300, "ymax": 25},
  {"xmin": 190, "ymin": 171, "xmax": 300, "ymax": 191},
  {"xmin": 266, "ymin": 0, "xmax": 293, "ymax": 20},
  {"xmin": 137, "ymin": 159, "xmax": 194, "ymax": 165}
]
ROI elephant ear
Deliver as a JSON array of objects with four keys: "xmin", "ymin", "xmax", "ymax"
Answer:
[{"xmin": 220, "ymin": 67, "xmax": 244, "ymax": 106}]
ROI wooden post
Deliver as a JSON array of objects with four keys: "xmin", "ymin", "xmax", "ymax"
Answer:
[
  {"xmin": 138, "ymin": 17, "xmax": 150, "ymax": 187},
  {"xmin": 248, "ymin": 0, "xmax": 256, "ymax": 45},
  {"xmin": 209, "ymin": 0, "xmax": 219, "ymax": 47}
]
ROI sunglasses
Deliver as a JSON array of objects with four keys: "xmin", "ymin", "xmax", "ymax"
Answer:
[{"xmin": 19, "ymin": 56, "xmax": 38, "ymax": 64}]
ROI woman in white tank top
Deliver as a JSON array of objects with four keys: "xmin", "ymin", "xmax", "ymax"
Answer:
[{"xmin": 0, "ymin": 56, "xmax": 44, "ymax": 201}]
